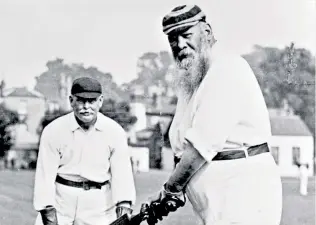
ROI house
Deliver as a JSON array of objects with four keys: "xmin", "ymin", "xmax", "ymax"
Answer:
[
  {"xmin": 0, "ymin": 87, "xmax": 45, "ymax": 169},
  {"xmin": 268, "ymin": 109, "xmax": 314, "ymax": 177},
  {"xmin": 5, "ymin": 123, "xmax": 39, "ymax": 169},
  {"xmin": 123, "ymin": 87, "xmax": 176, "ymax": 171},
  {"xmin": 127, "ymin": 93, "xmax": 176, "ymax": 171},
  {"xmin": 1, "ymin": 87, "xmax": 46, "ymax": 135},
  {"xmin": 141, "ymin": 103, "xmax": 314, "ymax": 176}
]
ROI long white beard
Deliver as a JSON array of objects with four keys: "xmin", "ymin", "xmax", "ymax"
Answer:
[{"xmin": 171, "ymin": 52, "xmax": 208, "ymax": 102}]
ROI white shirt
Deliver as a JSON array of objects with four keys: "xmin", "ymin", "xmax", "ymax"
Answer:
[
  {"xmin": 169, "ymin": 42, "xmax": 272, "ymax": 162},
  {"xmin": 33, "ymin": 112, "xmax": 136, "ymax": 211}
]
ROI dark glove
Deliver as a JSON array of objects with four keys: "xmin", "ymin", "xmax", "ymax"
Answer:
[
  {"xmin": 39, "ymin": 206, "xmax": 58, "ymax": 225},
  {"xmin": 150, "ymin": 183, "xmax": 186, "ymax": 210},
  {"xmin": 146, "ymin": 184, "xmax": 186, "ymax": 225}
]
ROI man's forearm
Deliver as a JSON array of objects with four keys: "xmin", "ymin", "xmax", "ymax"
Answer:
[{"xmin": 165, "ymin": 141, "xmax": 207, "ymax": 193}]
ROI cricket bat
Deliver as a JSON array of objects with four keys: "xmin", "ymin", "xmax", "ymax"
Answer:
[
  {"xmin": 109, "ymin": 204, "xmax": 148, "ymax": 225},
  {"xmin": 109, "ymin": 199, "xmax": 180, "ymax": 225}
]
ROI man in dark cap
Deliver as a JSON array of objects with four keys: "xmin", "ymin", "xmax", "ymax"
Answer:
[
  {"xmin": 33, "ymin": 77, "xmax": 136, "ymax": 225},
  {"xmin": 147, "ymin": 5, "xmax": 282, "ymax": 225}
]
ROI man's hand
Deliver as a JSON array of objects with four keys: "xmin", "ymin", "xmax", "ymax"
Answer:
[
  {"xmin": 162, "ymin": 183, "xmax": 186, "ymax": 209},
  {"xmin": 116, "ymin": 202, "xmax": 133, "ymax": 219},
  {"xmin": 150, "ymin": 189, "xmax": 185, "ymax": 210},
  {"xmin": 146, "ymin": 184, "xmax": 186, "ymax": 225},
  {"xmin": 39, "ymin": 206, "xmax": 58, "ymax": 225}
]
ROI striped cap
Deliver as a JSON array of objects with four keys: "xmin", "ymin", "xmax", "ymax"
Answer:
[{"xmin": 162, "ymin": 5, "xmax": 206, "ymax": 35}]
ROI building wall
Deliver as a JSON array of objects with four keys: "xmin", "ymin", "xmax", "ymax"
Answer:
[
  {"xmin": 147, "ymin": 115, "xmax": 172, "ymax": 132},
  {"xmin": 3, "ymin": 97, "xmax": 46, "ymax": 134},
  {"xmin": 129, "ymin": 146, "xmax": 149, "ymax": 172},
  {"xmin": 268, "ymin": 135, "xmax": 314, "ymax": 177},
  {"xmin": 162, "ymin": 147, "xmax": 175, "ymax": 171},
  {"xmin": 130, "ymin": 102, "xmax": 147, "ymax": 132}
]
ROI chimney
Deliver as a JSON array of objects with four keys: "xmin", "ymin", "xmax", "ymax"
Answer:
[
  {"xmin": 282, "ymin": 99, "xmax": 294, "ymax": 116},
  {"xmin": 0, "ymin": 80, "xmax": 5, "ymax": 97}
]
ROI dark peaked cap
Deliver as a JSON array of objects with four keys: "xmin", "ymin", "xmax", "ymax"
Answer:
[
  {"xmin": 162, "ymin": 5, "xmax": 206, "ymax": 35},
  {"xmin": 71, "ymin": 77, "xmax": 102, "ymax": 99}
]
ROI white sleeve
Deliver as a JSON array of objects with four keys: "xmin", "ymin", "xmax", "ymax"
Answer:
[
  {"xmin": 184, "ymin": 57, "xmax": 250, "ymax": 162},
  {"xmin": 33, "ymin": 126, "xmax": 60, "ymax": 211},
  {"xmin": 109, "ymin": 127, "xmax": 136, "ymax": 205}
]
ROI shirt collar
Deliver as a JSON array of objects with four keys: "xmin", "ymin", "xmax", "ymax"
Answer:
[{"xmin": 69, "ymin": 112, "xmax": 104, "ymax": 132}]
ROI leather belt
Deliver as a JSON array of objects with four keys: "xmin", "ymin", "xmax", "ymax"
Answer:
[
  {"xmin": 212, "ymin": 143, "xmax": 269, "ymax": 161},
  {"xmin": 55, "ymin": 175, "xmax": 109, "ymax": 190}
]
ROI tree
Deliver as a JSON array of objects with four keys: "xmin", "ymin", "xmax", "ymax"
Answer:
[
  {"xmin": 38, "ymin": 109, "xmax": 70, "ymax": 135},
  {"xmin": 100, "ymin": 99, "xmax": 137, "ymax": 131},
  {"xmin": 125, "ymin": 51, "xmax": 173, "ymax": 97},
  {"xmin": 34, "ymin": 58, "xmax": 129, "ymax": 111},
  {"xmin": 0, "ymin": 105, "xmax": 19, "ymax": 158},
  {"xmin": 243, "ymin": 44, "xmax": 315, "ymax": 137},
  {"xmin": 126, "ymin": 46, "xmax": 315, "ymax": 138}
]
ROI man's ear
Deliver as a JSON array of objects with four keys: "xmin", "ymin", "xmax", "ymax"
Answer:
[
  {"xmin": 202, "ymin": 23, "xmax": 213, "ymax": 42},
  {"xmin": 69, "ymin": 95, "xmax": 74, "ymax": 107},
  {"xmin": 98, "ymin": 95, "xmax": 104, "ymax": 108}
]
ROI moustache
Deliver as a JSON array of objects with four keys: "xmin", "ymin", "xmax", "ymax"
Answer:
[
  {"xmin": 176, "ymin": 50, "xmax": 194, "ymax": 59},
  {"xmin": 79, "ymin": 111, "xmax": 93, "ymax": 115}
]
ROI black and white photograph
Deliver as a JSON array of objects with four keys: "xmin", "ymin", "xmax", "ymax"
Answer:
[{"xmin": 0, "ymin": 0, "xmax": 315, "ymax": 225}]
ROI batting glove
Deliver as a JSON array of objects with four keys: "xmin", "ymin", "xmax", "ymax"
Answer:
[
  {"xmin": 146, "ymin": 184, "xmax": 186, "ymax": 225},
  {"xmin": 116, "ymin": 201, "xmax": 133, "ymax": 219},
  {"xmin": 40, "ymin": 206, "xmax": 58, "ymax": 225}
]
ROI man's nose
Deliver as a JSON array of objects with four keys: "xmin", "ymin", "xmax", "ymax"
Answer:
[
  {"xmin": 83, "ymin": 101, "xmax": 91, "ymax": 108},
  {"xmin": 177, "ymin": 36, "xmax": 187, "ymax": 49}
]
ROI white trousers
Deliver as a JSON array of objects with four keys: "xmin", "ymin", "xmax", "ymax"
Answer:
[
  {"xmin": 185, "ymin": 152, "xmax": 283, "ymax": 225},
  {"xmin": 34, "ymin": 183, "xmax": 116, "ymax": 225}
]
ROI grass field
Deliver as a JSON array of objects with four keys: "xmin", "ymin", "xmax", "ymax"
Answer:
[{"xmin": 0, "ymin": 170, "xmax": 315, "ymax": 225}]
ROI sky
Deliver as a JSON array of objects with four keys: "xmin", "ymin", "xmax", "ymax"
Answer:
[{"xmin": 0, "ymin": 0, "xmax": 315, "ymax": 89}]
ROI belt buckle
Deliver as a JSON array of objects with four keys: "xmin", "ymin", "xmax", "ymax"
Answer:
[{"xmin": 82, "ymin": 181, "xmax": 90, "ymax": 190}]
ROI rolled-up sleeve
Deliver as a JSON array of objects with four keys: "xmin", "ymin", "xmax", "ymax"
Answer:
[
  {"xmin": 184, "ymin": 57, "xmax": 250, "ymax": 162},
  {"xmin": 33, "ymin": 126, "xmax": 60, "ymax": 211},
  {"xmin": 110, "ymin": 128, "xmax": 136, "ymax": 205}
]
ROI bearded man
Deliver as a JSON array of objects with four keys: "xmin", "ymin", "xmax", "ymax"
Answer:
[{"xmin": 148, "ymin": 5, "xmax": 283, "ymax": 225}]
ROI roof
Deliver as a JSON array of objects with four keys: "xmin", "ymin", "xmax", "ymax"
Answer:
[
  {"xmin": 270, "ymin": 115, "xmax": 313, "ymax": 136},
  {"xmin": 3, "ymin": 87, "xmax": 44, "ymax": 98}
]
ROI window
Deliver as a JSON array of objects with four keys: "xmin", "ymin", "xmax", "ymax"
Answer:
[
  {"xmin": 270, "ymin": 146, "xmax": 279, "ymax": 164},
  {"xmin": 292, "ymin": 147, "xmax": 300, "ymax": 165}
]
